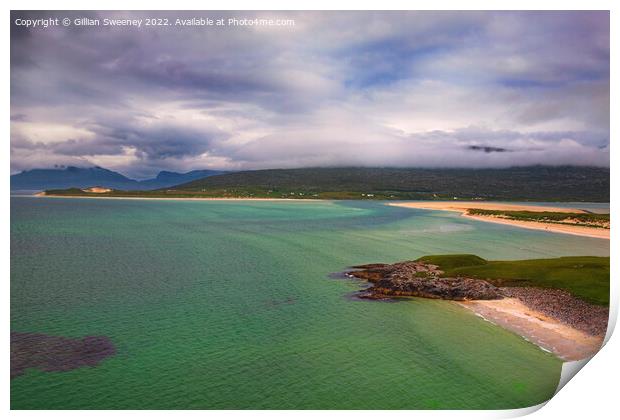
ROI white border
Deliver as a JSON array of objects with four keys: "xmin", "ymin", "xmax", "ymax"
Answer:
[{"xmin": 3, "ymin": 1, "xmax": 617, "ymax": 419}]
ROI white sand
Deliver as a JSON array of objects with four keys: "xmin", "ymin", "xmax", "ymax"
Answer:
[
  {"xmin": 458, "ymin": 298, "xmax": 604, "ymax": 361},
  {"xmin": 390, "ymin": 202, "xmax": 609, "ymax": 240}
]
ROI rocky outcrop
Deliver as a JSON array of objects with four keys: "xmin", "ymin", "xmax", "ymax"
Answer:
[{"xmin": 348, "ymin": 261, "xmax": 503, "ymax": 301}]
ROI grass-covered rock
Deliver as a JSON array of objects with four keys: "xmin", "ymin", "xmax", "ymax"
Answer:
[{"xmin": 415, "ymin": 255, "xmax": 609, "ymax": 306}]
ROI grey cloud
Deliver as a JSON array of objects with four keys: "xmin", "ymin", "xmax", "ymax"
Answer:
[
  {"xmin": 10, "ymin": 114, "xmax": 28, "ymax": 121},
  {"xmin": 10, "ymin": 11, "xmax": 609, "ymax": 177},
  {"xmin": 57, "ymin": 120, "xmax": 226, "ymax": 161},
  {"xmin": 467, "ymin": 145, "xmax": 510, "ymax": 153}
]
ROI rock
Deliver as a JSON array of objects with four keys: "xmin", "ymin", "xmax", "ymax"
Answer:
[
  {"xmin": 348, "ymin": 261, "xmax": 503, "ymax": 301},
  {"xmin": 500, "ymin": 287, "xmax": 609, "ymax": 336}
]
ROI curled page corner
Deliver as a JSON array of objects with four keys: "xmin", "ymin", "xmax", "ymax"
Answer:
[
  {"xmin": 497, "ymin": 401, "xmax": 549, "ymax": 418},
  {"xmin": 507, "ymin": 358, "xmax": 596, "ymax": 419},
  {"xmin": 603, "ymin": 289, "xmax": 618, "ymax": 346},
  {"xmin": 552, "ymin": 308, "xmax": 615, "ymax": 397},
  {"xmin": 552, "ymin": 274, "xmax": 617, "ymax": 397},
  {"xmin": 555, "ymin": 357, "xmax": 594, "ymax": 395}
]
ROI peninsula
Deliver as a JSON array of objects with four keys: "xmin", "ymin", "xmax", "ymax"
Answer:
[{"xmin": 347, "ymin": 255, "xmax": 609, "ymax": 361}]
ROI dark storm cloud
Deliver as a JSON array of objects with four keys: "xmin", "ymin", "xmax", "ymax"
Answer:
[
  {"xmin": 13, "ymin": 118, "xmax": 226, "ymax": 159},
  {"xmin": 467, "ymin": 146, "xmax": 510, "ymax": 153},
  {"xmin": 10, "ymin": 11, "xmax": 609, "ymax": 177},
  {"xmin": 84, "ymin": 122, "xmax": 225, "ymax": 160}
]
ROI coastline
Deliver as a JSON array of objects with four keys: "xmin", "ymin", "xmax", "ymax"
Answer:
[
  {"xmin": 29, "ymin": 193, "xmax": 327, "ymax": 202},
  {"xmin": 458, "ymin": 296, "xmax": 605, "ymax": 361},
  {"xmin": 463, "ymin": 213, "xmax": 610, "ymax": 239},
  {"xmin": 389, "ymin": 201, "xmax": 610, "ymax": 239},
  {"xmin": 348, "ymin": 258, "xmax": 608, "ymax": 361}
]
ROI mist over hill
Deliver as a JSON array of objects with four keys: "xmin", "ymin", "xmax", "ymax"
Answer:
[{"xmin": 169, "ymin": 166, "xmax": 609, "ymax": 202}]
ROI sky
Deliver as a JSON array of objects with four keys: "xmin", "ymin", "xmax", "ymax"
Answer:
[{"xmin": 10, "ymin": 11, "xmax": 609, "ymax": 179}]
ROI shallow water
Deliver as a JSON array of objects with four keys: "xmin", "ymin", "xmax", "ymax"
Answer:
[{"xmin": 10, "ymin": 198, "xmax": 610, "ymax": 409}]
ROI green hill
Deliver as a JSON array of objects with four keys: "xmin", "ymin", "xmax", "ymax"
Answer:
[
  {"xmin": 44, "ymin": 166, "xmax": 609, "ymax": 202},
  {"xmin": 169, "ymin": 166, "xmax": 609, "ymax": 201}
]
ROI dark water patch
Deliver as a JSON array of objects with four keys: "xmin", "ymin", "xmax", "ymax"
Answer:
[
  {"xmin": 265, "ymin": 296, "xmax": 297, "ymax": 308},
  {"xmin": 11, "ymin": 332, "xmax": 116, "ymax": 378}
]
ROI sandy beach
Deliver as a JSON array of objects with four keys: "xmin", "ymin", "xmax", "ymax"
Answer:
[
  {"xmin": 389, "ymin": 201, "xmax": 609, "ymax": 239},
  {"xmin": 458, "ymin": 298, "xmax": 605, "ymax": 361},
  {"xmin": 348, "ymin": 258, "xmax": 609, "ymax": 361}
]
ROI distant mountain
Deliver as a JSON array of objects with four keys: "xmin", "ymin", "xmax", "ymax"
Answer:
[
  {"xmin": 170, "ymin": 166, "xmax": 610, "ymax": 202},
  {"xmin": 10, "ymin": 166, "xmax": 137, "ymax": 191},
  {"xmin": 11, "ymin": 166, "xmax": 226, "ymax": 191}
]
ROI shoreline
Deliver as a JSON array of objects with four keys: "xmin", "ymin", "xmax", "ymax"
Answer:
[
  {"xmin": 28, "ymin": 193, "xmax": 328, "ymax": 202},
  {"xmin": 457, "ymin": 296, "xmax": 605, "ymax": 361},
  {"xmin": 462, "ymin": 213, "xmax": 610, "ymax": 239},
  {"xmin": 347, "ymin": 259, "xmax": 608, "ymax": 361},
  {"xmin": 389, "ymin": 201, "xmax": 609, "ymax": 239}
]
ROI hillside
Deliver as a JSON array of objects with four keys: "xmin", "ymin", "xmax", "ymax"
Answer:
[
  {"xmin": 11, "ymin": 166, "xmax": 136, "ymax": 191},
  {"xmin": 11, "ymin": 166, "xmax": 226, "ymax": 191},
  {"xmin": 167, "ymin": 166, "xmax": 609, "ymax": 201},
  {"xmin": 137, "ymin": 169, "xmax": 227, "ymax": 189}
]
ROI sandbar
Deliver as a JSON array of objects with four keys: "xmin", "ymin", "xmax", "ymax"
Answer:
[{"xmin": 389, "ymin": 201, "xmax": 609, "ymax": 239}]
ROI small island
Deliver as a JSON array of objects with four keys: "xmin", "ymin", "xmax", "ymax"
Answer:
[{"xmin": 347, "ymin": 254, "xmax": 609, "ymax": 361}]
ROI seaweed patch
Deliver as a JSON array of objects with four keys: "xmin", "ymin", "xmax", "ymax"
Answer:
[{"xmin": 11, "ymin": 332, "xmax": 116, "ymax": 378}]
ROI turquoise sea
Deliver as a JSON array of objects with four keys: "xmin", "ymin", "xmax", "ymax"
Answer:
[{"xmin": 10, "ymin": 197, "xmax": 610, "ymax": 409}]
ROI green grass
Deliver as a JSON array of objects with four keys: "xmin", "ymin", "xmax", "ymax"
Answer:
[
  {"xmin": 416, "ymin": 254, "xmax": 488, "ymax": 269},
  {"xmin": 415, "ymin": 254, "xmax": 609, "ymax": 306},
  {"xmin": 467, "ymin": 209, "xmax": 609, "ymax": 228}
]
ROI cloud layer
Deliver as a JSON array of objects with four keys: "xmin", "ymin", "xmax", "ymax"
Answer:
[{"xmin": 11, "ymin": 11, "xmax": 609, "ymax": 178}]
